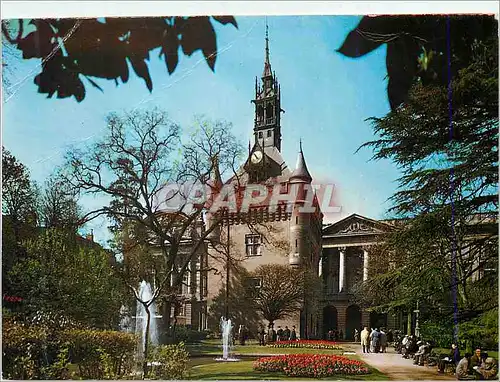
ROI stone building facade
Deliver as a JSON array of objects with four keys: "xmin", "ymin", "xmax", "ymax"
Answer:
[
  {"xmin": 155, "ymin": 30, "xmax": 497, "ymax": 341},
  {"xmin": 204, "ymin": 30, "xmax": 323, "ymax": 339}
]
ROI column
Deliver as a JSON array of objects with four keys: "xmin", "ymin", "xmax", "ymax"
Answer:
[
  {"xmin": 338, "ymin": 247, "xmax": 346, "ymax": 293},
  {"xmin": 318, "ymin": 256, "xmax": 323, "ymax": 277},
  {"xmin": 363, "ymin": 247, "xmax": 369, "ymax": 281}
]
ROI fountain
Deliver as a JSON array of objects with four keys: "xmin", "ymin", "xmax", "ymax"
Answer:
[
  {"xmin": 215, "ymin": 317, "xmax": 240, "ymax": 362},
  {"xmin": 135, "ymin": 281, "xmax": 160, "ymax": 362}
]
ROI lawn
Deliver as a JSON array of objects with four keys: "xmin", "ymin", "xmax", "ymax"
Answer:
[
  {"xmin": 187, "ymin": 340, "xmax": 346, "ymax": 356},
  {"xmin": 188, "ymin": 359, "xmax": 389, "ymax": 380},
  {"xmin": 186, "ymin": 340, "xmax": 389, "ymax": 380}
]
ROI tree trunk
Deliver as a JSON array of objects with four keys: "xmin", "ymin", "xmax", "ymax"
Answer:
[
  {"xmin": 142, "ymin": 304, "xmax": 151, "ymax": 379},
  {"xmin": 407, "ymin": 311, "xmax": 412, "ymax": 336}
]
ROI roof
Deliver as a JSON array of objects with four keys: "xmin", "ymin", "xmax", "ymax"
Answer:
[{"xmin": 290, "ymin": 143, "xmax": 312, "ymax": 182}]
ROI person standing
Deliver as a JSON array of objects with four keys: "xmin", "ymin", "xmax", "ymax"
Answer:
[
  {"xmin": 258, "ymin": 326, "xmax": 265, "ymax": 346},
  {"xmin": 354, "ymin": 328, "xmax": 359, "ymax": 343},
  {"xmin": 290, "ymin": 326, "xmax": 297, "ymax": 341},
  {"xmin": 283, "ymin": 326, "xmax": 291, "ymax": 341},
  {"xmin": 379, "ymin": 329, "xmax": 388, "ymax": 353},
  {"xmin": 361, "ymin": 326, "xmax": 370, "ymax": 353},
  {"xmin": 277, "ymin": 326, "xmax": 284, "ymax": 342},
  {"xmin": 371, "ymin": 328, "xmax": 381, "ymax": 353},
  {"xmin": 238, "ymin": 325, "xmax": 246, "ymax": 345}
]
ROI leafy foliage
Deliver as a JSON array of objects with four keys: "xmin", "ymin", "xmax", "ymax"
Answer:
[
  {"xmin": 8, "ymin": 228, "xmax": 125, "ymax": 329},
  {"xmin": 338, "ymin": 15, "xmax": 498, "ymax": 110},
  {"xmin": 61, "ymin": 329, "xmax": 137, "ymax": 379},
  {"xmin": 2, "ymin": 317, "xmax": 138, "ymax": 380},
  {"xmin": 1, "ymin": 16, "xmax": 237, "ymax": 102},
  {"xmin": 147, "ymin": 343, "xmax": 190, "ymax": 379},
  {"xmin": 352, "ymin": 32, "xmax": 498, "ymax": 343}
]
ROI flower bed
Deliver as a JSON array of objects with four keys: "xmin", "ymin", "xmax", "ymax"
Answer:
[
  {"xmin": 267, "ymin": 340, "xmax": 342, "ymax": 350},
  {"xmin": 254, "ymin": 354, "xmax": 369, "ymax": 378}
]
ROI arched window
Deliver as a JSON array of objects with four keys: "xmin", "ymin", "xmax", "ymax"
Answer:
[
  {"xmin": 257, "ymin": 105, "xmax": 264, "ymax": 121},
  {"xmin": 266, "ymin": 103, "xmax": 274, "ymax": 119}
]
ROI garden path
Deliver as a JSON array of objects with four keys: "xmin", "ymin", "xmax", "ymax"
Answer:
[{"xmin": 346, "ymin": 343, "xmax": 455, "ymax": 381}]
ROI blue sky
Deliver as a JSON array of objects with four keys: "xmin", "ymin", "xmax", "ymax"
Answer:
[{"xmin": 3, "ymin": 15, "xmax": 401, "ymax": 246}]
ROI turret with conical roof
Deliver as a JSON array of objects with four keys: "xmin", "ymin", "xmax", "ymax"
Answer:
[
  {"xmin": 290, "ymin": 140, "xmax": 312, "ymax": 184},
  {"xmin": 289, "ymin": 142, "xmax": 314, "ymax": 267}
]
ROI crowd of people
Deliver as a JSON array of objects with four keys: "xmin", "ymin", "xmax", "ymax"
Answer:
[
  {"xmin": 360, "ymin": 327, "xmax": 389, "ymax": 353},
  {"xmin": 256, "ymin": 324, "xmax": 297, "ymax": 345},
  {"xmin": 355, "ymin": 327, "xmax": 498, "ymax": 380}
]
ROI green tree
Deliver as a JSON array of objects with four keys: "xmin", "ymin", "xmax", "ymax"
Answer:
[
  {"xmin": 353, "ymin": 36, "xmax": 498, "ymax": 342},
  {"xmin": 8, "ymin": 228, "xmax": 126, "ymax": 329},
  {"xmin": 1, "ymin": 17, "xmax": 237, "ymax": 102},
  {"xmin": 2, "ymin": 148, "xmax": 39, "ymax": 298}
]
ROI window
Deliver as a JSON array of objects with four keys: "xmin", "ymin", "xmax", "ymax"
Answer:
[
  {"xmin": 245, "ymin": 234, "xmax": 262, "ymax": 256},
  {"xmin": 258, "ymin": 131, "xmax": 263, "ymax": 138},
  {"xmin": 245, "ymin": 277, "xmax": 262, "ymax": 297},
  {"xmin": 267, "ymin": 130, "xmax": 272, "ymax": 137},
  {"xmin": 247, "ymin": 277, "xmax": 262, "ymax": 288},
  {"xmin": 280, "ymin": 182, "xmax": 288, "ymax": 194}
]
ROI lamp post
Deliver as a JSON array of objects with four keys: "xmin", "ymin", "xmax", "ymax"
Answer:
[{"xmin": 414, "ymin": 302, "xmax": 420, "ymax": 338}]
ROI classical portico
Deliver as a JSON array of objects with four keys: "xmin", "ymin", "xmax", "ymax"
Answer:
[{"xmin": 320, "ymin": 214, "xmax": 394, "ymax": 340}]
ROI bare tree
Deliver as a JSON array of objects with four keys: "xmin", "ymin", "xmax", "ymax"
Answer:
[
  {"xmin": 39, "ymin": 174, "xmax": 82, "ymax": 230},
  {"xmin": 63, "ymin": 108, "xmax": 243, "ymax": 376},
  {"xmin": 249, "ymin": 264, "xmax": 321, "ymax": 329}
]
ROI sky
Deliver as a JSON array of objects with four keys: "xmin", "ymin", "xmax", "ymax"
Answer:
[{"xmin": 3, "ymin": 15, "xmax": 402, "ymax": 247}]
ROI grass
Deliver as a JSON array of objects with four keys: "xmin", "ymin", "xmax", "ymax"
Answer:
[
  {"xmin": 187, "ymin": 340, "xmax": 345, "ymax": 356},
  {"xmin": 187, "ymin": 359, "xmax": 389, "ymax": 380},
  {"xmin": 186, "ymin": 341, "xmax": 389, "ymax": 380}
]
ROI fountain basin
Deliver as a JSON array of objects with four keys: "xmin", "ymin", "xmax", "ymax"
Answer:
[{"xmin": 214, "ymin": 357, "xmax": 241, "ymax": 362}]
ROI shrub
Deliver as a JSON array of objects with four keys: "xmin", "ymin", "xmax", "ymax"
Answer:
[
  {"xmin": 147, "ymin": 343, "xmax": 190, "ymax": 379},
  {"xmin": 267, "ymin": 340, "xmax": 343, "ymax": 350},
  {"xmin": 61, "ymin": 329, "xmax": 137, "ymax": 379},
  {"xmin": 2, "ymin": 318, "xmax": 137, "ymax": 380},
  {"xmin": 2, "ymin": 317, "xmax": 49, "ymax": 379},
  {"xmin": 166, "ymin": 325, "xmax": 210, "ymax": 343},
  {"xmin": 254, "ymin": 354, "xmax": 369, "ymax": 378}
]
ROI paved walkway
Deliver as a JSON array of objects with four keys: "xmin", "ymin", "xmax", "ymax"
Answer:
[{"xmin": 345, "ymin": 343, "xmax": 455, "ymax": 381}]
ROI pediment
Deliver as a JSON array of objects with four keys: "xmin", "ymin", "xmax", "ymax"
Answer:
[{"xmin": 322, "ymin": 214, "xmax": 394, "ymax": 237}]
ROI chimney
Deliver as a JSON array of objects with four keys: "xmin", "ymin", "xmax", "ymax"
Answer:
[{"xmin": 86, "ymin": 229, "xmax": 94, "ymax": 242}]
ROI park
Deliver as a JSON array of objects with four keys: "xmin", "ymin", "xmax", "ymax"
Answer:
[{"xmin": 2, "ymin": 7, "xmax": 498, "ymax": 381}]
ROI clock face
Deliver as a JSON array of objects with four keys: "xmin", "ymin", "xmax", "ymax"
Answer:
[{"xmin": 251, "ymin": 150, "xmax": 263, "ymax": 164}]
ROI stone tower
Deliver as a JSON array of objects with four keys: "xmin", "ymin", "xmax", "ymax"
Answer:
[
  {"xmin": 289, "ymin": 141, "xmax": 314, "ymax": 267},
  {"xmin": 251, "ymin": 24, "xmax": 284, "ymax": 151}
]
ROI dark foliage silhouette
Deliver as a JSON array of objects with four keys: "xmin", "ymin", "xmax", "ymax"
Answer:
[
  {"xmin": 1, "ymin": 16, "xmax": 237, "ymax": 102},
  {"xmin": 338, "ymin": 15, "xmax": 497, "ymax": 110}
]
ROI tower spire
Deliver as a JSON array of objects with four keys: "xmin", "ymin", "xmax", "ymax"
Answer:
[{"xmin": 263, "ymin": 19, "xmax": 272, "ymax": 78}]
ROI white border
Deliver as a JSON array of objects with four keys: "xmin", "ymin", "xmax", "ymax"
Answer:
[{"xmin": 1, "ymin": 1, "xmax": 499, "ymax": 19}]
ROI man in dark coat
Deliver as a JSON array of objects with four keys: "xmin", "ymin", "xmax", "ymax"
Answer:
[
  {"xmin": 290, "ymin": 326, "xmax": 297, "ymax": 341},
  {"xmin": 283, "ymin": 326, "xmax": 291, "ymax": 341},
  {"xmin": 437, "ymin": 343, "xmax": 460, "ymax": 373}
]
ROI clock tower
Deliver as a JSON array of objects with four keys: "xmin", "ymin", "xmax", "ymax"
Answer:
[{"xmin": 251, "ymin": 24, "xmax": 283, "ymax": 151}]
